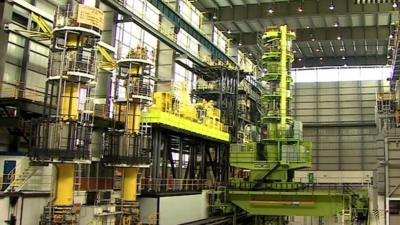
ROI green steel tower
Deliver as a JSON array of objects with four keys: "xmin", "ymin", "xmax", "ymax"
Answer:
[
  {"xmin": 226, "ymin": 26, "xmax": 369, "ymax": 225},
  {"xmin": 230, "ymin": 25, "xmax": 311, "ymax": 189}
]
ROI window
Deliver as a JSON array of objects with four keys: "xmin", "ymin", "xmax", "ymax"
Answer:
[
  {"xmin": 177, "ymin": 30, "xmax": 199, "ymax": 56},
  {"xmin": 178, "ymin": 0, "xmax": 201, "ymax": 29},
  {"xmin": 213, "ymin": 27, "xmax": 228, "ymax": 53},
  {"xmin": 292, "ymin": 66, "xmax": 391, "ymax": 83}
]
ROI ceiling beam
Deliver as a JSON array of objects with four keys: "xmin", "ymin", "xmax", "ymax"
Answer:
[
  {"xmin": 292, "ymin": 55, "xmax": 388, "ymax": 68},
  {"xmin": 210, "ymin": 0, "xmax": 396, "ymax": 24},
  {"xmin": 231, "ymin": 26, "xmax": 391, "ymax": 45}
]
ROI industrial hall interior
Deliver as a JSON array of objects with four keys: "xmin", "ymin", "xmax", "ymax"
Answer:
[{"xmin": 1, "ymin": 0, "xmax": 400, "ymax": 224}]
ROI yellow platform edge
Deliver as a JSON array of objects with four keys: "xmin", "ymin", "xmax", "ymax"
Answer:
[{"xmin": 142, "ymin": 111, "xmax": 230, "ymax": 142}]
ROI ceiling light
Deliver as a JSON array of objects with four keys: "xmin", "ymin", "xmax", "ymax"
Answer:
[
  {"xmin": 340, "ymin": 47, "xmax": 345, "ymax": 52},
  {"xmin": 249, "ymin": 53, "xmax": 253, "ymax": 56},
  {"xmin": 311, "ymin": 34, "xmax": 315, "ymax": 41},
  {"xmin": 334, "ymin": 22, "xmax": 339, "ymax": 27},
  {"xmin": 268, "ymin": 7, "xmax": 274, "ymax": 14},
  {"xmin": 298, "ymin": 58, "xmax": 302, "ymax": 62},
  {"xmin": 344, "ymin": 63, "xmax": 347, "ymax": 67},
  {"xmin": 390, "ymin": 33, "xmax": 394, "ymax": 39},
  {"xmin": 306, "ymin": 25, "xmax": 310, "ymax": 29},
  {"xmin": 387, "ymin": 55, "xmax": 391, "ymax": 59},
  {"xmin": 315, "ymin": 48, "xmax": 320, "ymax": 52},
  {"xmin": 212, "ymin": 14, "xmax": 217, "ymax": 20},
  {"xmin": 227, "ymin": 29, "xmax": 232, "ymax": 34},
  {"xmin": 342, "ymin": 56, "xmax": 346, "ymax": 60},
  {"xmin": 393, "ymin": 2, "xmax": 398, "ymax": 8},
  {"xmin": 293, "ymin": 50, "xmax": 297, "ymax": 54},
  {"xmin": 238, "ymin": 42, "xmax": 242, "ymax": 46},
  {"xmin": 319, "ymin": 57, "xmax": 323, "ymax": 61},
  {"xmin": 329, "ymin": 1, "xmax": 335, "ymax": 10},
  {"xmin": 298, "ymin": 7, "xmax": 303, "ymax": 13},
  {"xmin": 298, "ymin": 0, "xmax": 304, "ymax": 13},
  {"xmin": 336, "ymin": 35, "xmax": 342, "ymax": 40}
]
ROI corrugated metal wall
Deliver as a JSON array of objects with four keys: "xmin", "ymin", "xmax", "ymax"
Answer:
[
  {"xmin": 1, "ymin": 1, "xmax": 55, "ymax": 97},
  {"xmin": 293, "ymin": 80, "xmax": 385, "ymax": 170}
]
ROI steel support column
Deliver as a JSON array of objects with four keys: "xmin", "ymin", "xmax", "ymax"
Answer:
[
  {"xmin": 177, "ymin": 137, "xmax": 183, "ymax": 179},
  {"xmin": 151, "ymin": 129, "xmax": 161, "ymax": 190}
]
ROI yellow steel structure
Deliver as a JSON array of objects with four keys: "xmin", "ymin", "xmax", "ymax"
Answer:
[
  {"xmin": 142, "ymin": 89, "xmax": 230, "ymax": 141},
  {"xmin": 142, "ymin": 110, "xmax": 229, "ymax": 141},
  {"xmin": 122, "ymin": 168, "xmax": 138, "ymax": 201},
  {"xmin": 111, "ymin": 46, "xmax": 154, "ymax": 207},
  {"xmin": 53, "ymin": 164, "xmax": 75, "ymax": 206}
]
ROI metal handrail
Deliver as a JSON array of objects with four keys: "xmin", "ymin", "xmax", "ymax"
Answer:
[
  {"xmin": 0, "ymin": 81, "xmax": 46, "ymax": 102},
  {"xmin": 140, "ymin": 178, "xmax": 209, "ymax": 192}
]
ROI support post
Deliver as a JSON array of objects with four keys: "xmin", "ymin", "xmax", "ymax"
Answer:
[
  {"xmin": 53, "ymin": 164, "xmax": 75, "ymax": 206},
  {"xmin": 122, "ymin": 168, "xmax": 138, "ymax": 201}
]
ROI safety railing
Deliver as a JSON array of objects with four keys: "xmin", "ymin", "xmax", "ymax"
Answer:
[
  {"xmin": 228, "ymin": 181, "xmax": 367, "ymax": 193},
  {"xmin": 76, "ymin": 177, "xmax": 114, "ymax": 191},
  {"xmin": 2, "ymin": 159, "xmax": 29, "ymax": 191},
  {"xmin": 295, "ymin": 175, "xmax": 372, "ymax": 185},
  {"xmin": 0, "ymin": 81, "xmax": 46, "ymax": 103},
  {"xmin": 2, "ymin": 160, "xmax": 52, "ymax": 192},
  {"xmin": 30, "ymin": 119, "xmax": 92, "ymax": 161},
  {"xmin": 55, "ymin": 3, "xmax": 104, "ymax": 34},
  {"xmin": 140, "ymin": 178, "xmax": 209, "ymax": 192},
  {"xmin": 230, "ymin": 143, "xmax": 312, "ymax": 165},
  {"xmin": 94, "ymin": 104, "xmax": 111, "ymax": 119},
  {"xmin": 49, "ymin": 51, "xmax": 97, "ymax": 80}
]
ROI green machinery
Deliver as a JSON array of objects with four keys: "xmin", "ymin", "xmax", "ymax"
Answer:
[{"xmin": 221, "ymin": 26, "xmax": 369, "ymax": 224}]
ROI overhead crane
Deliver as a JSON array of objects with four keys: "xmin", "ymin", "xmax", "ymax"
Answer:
[{"xmin": 1, "ymin": 0, "xmax": 375, "ymax": 224}]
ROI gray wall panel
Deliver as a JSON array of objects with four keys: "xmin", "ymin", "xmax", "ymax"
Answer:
[{"xmin": 294, "ymin": 80, "xmax": 382, "ymax": 171}]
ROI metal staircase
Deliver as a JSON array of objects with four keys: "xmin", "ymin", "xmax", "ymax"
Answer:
[{"xmin": 4, "ymin": 160, "xmax": 40, "ymax": 192}]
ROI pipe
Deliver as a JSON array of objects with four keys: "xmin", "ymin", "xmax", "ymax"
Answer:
[
  {"xmin": 385, "ymin": 137, "xmax": 389, "ymax": 225},
  {"xmin": 53, "ymin": 164, "xmax": 74, "ymax": 206},
  {"xmin": 280, "ymin": 25, "xmax": 287, "ymax": 138},
  {"xmin": 19, "ymin": 197, "xmax": 23, "ymax": 225},
  {"xmin": 122, "ymin": 167, "xmax": 138, "ymax": 201}
]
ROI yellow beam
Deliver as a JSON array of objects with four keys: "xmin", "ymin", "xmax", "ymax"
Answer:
[
  {"xmin": 97, "ymin": 45, "xmax": 117, "ymax": 69},
  {"xmin": 53, "ymin": 164, "xmax": 75, "ymax": 206},
  {"xmin": 31, "ymin": 13, "xmax": 52, "ymax": 38}
]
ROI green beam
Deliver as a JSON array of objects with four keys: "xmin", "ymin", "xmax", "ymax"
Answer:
[
  {"xmin": 228, "ymin": 191, "xmax": 349, "ymax": 217},
  {"xmin": 146, "ymin": 0, "xmax": 236, "ymax": 65}
]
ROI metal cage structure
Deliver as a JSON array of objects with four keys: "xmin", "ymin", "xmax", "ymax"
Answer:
[
  {"xmin": 102, "ymin": 46, "xmax": 154, "ymax": 166},
  {"xmin": 193, "ymin": 66, "xmax": 239, "ymax": 141},
  {"xmin": 29, "ymin": 3, "xmax": 102, "ymax": 163}
]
